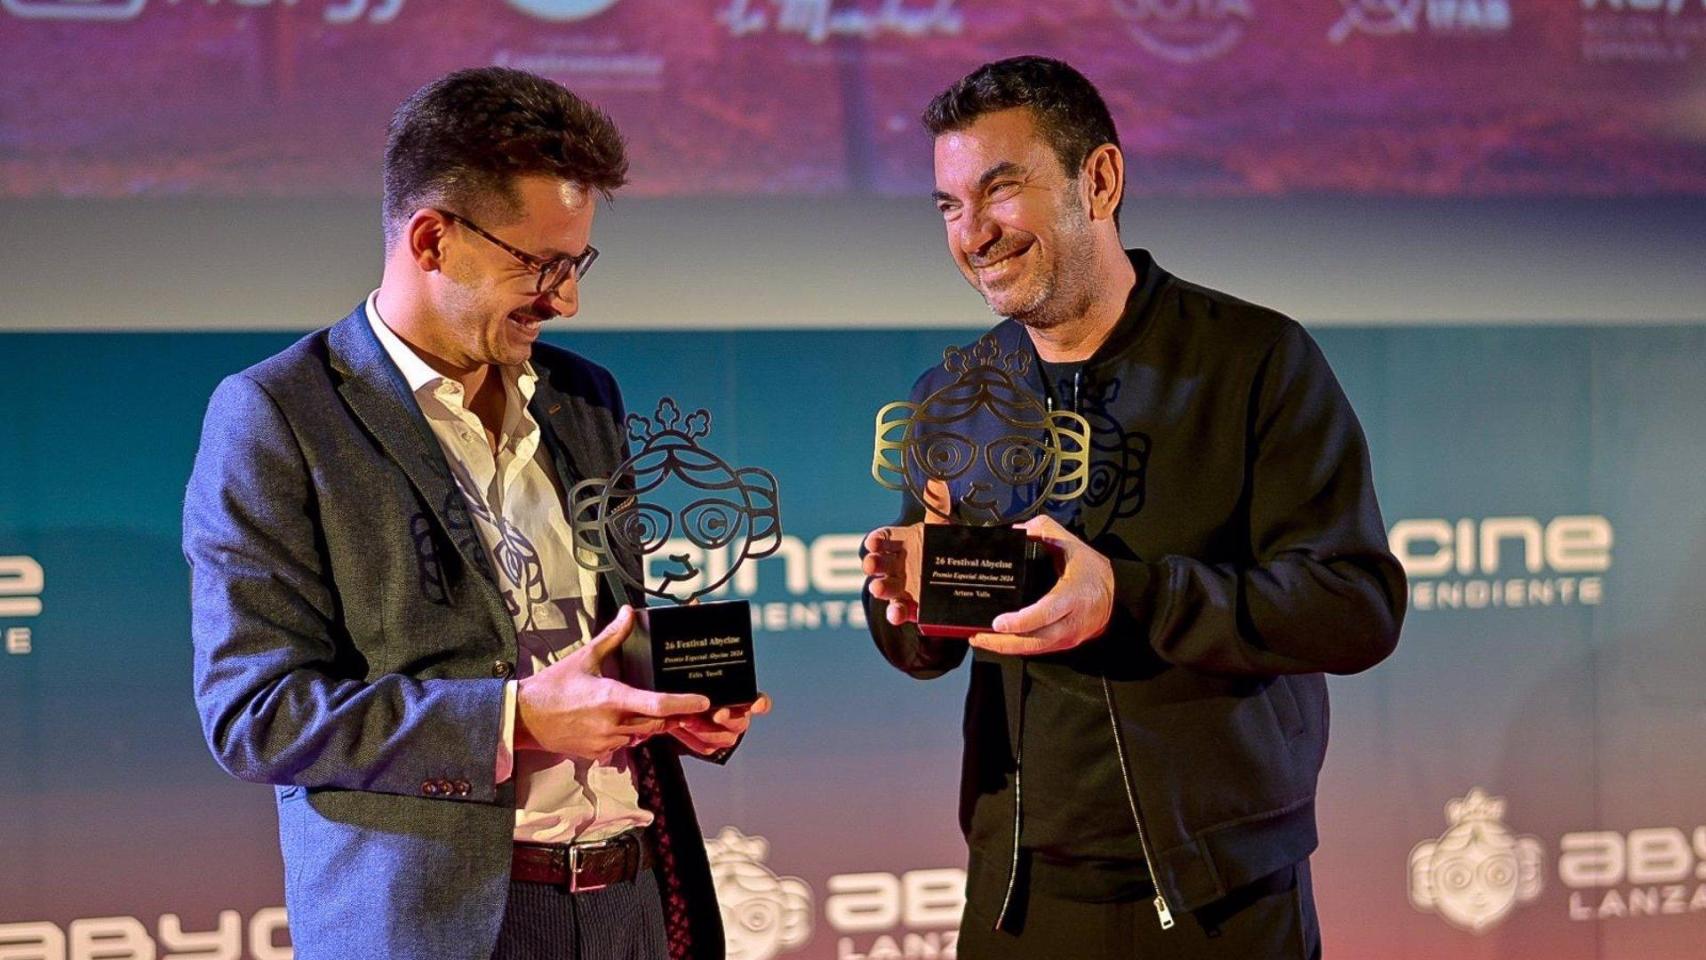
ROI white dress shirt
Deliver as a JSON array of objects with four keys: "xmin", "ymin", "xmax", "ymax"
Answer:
[{"xmin": 367, "ymin": 293, "xmax": 651, "ymax": 843}]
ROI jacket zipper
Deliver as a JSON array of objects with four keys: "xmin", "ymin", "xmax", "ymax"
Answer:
[
  {"xmin": 1035, "ymin": 372, "xmax": 1174, "ymax": 930},
  {"xmin": 993, "ymin": 661, "xmax": 1027, "ymax": 929},
  {"xmin": 1102, "ymin": 676, "xmax": 1175, "ymax": 929}
]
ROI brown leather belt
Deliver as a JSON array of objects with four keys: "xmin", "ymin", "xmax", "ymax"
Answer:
[{"xmin": 511, "ymin": 831, "xmax": 653, "ymax": 893}]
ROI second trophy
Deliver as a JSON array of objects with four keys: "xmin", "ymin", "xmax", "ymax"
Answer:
[{"xmin": 872, "ymin": 334, "xmax": 1092, "ymax": 638}]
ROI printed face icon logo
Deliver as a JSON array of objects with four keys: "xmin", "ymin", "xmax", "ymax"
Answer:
[
  {"xmin": 873, "ymin": 334, "xmax": 1090, "ymax": 526},
  {"xmin": 571, "ymin": 399, "xmax": 780, "ymax": 603},
  {"xmin": 505, "ymin": 0, "xmax": 619, "ymax": 21},
  {"xmin": 706, "ymin": 827, "xmax": 814, "ymax": 960},
  {"xmin": 1409, "ymin": 788, "xmax": 1544, "ymax": 933}
]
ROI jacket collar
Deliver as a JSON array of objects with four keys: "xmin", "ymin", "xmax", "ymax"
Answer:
[
  {"xmin": 326, "ymin": 305, "xmax": 504, "ymax": 595},
  {"xmin": 991, "ymin": 248, "xmax": 1170, "ymax": 381}
]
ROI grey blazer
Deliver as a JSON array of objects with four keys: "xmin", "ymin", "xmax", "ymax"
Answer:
[{"xmin": 185, "ymin": 307, "xmax": 726, "ymax": 960}]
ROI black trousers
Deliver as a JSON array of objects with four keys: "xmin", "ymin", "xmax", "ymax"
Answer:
[
  {"xmin": 958, "ymin": 861, "xmax": 1320, "ymax": 960},
  {"xmin": 491, "ymin": 870, "xmax": 669, "ymax": 960}
]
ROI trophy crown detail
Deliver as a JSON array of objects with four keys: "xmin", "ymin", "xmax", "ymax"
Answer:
[
  {"xmin": 627, "ymin": 397, "xmax": 712, "ymax": 444},
  {"xmin": 943, "ymin": 333, "xmax": 1031, "ymax": 378}
]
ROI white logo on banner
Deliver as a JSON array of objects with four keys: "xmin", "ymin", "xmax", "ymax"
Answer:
[
  {"xmin": 1581, "ymin": 0, "xmax": 1706, "ymax": 63},
  {"xmin": 707, "ymin": 827, "xmax": 814, "ymax": 960},
  {"xmin": 506, "ymin": 0, "xmax": 619, "ymax": 20},
  {"xmin": 0, "ymin": 0, "xmax": 145, "ymax": 20},
  {"xmin": 655, "ymin": 532, "xmax": 869, "ymax": 634},
  {"xmin": 1409, "ymin": 788, "xmax": 1545, "ymax": 933},
  {"xmin": 1, "ymin": 556, "xmax": 42, "ymax": 655},
  {"xmin": 715, "ymin": 0, "xmax": 964, "ymax": 43},
  {"xmin": 1329, "ymin": 0, "xmax": 1509, "ymax": 43},
  {"xmin": 1, "ymin": 0, "xmax": 404, "ymax": 24},
  {"xmin": 1561, "ymin": 826, "xmax": 1706, "ymax": 921},
  {"xmin": 0, "ymin": 908, "xmax": 290, "ymax": 959},
  {"xmin": 825, "ymin": 867, "xmax": 963, "ymax": 958},
  {"xmin": 1388, "ymin": 515, "xmax": 1612, "ymax": 613},
  {"xmin": 1111, "ymin": 0, "xmax": 1255, "ymax": 64}
]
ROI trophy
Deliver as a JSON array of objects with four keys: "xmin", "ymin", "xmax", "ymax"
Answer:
[
  {"xmin": 872, "ymin": 335, "xmax": 1091, "ymax": 638},
  {"xmin": 570, "ymin": 399, "xmax": 780, "ymax": 707}
]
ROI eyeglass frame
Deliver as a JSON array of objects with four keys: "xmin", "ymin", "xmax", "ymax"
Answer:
[{"xmin": 436, "ymin": 209, "xmax": 599, "ymax": 299}]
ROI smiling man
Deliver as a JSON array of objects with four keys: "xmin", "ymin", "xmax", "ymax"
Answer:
[
  {"xmin": 862, "ymin": 57, "xmax": 1407, "ymax": 959},
  {"xmin": 186, "ymin": 68, "xmax": 764, "ymax": 960}
]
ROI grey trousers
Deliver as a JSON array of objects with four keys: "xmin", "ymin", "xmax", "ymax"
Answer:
[{"xmin": 491, "ymin": 870, "xmax": 670, "ymax": 960}]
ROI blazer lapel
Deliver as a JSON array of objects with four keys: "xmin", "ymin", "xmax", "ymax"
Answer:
[
  {"xmin": 326, "ymin": 308, "xmax": 506, "ymax": 604},
  {"xmin": 529, "ymin": 373, "xmax": 644, "ymax": 614}
]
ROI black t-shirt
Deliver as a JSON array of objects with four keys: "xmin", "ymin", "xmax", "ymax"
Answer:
[{"xmin": 1020, "ymin": 359, "xmax": 1149, "ymax": 892}]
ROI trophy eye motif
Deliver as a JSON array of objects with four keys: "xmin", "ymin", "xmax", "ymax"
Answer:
[
  {"xmin": 913, "ymin": 431, "xmax": 977, "ymax": 481},
  {"xmin": 681, "ymin": 497, "xmax": 744, "ymax": 552},
  {"xmin": 986, "ymin": 435, "xmax": 1050, "ymax": 486},
  {"xmin": 607, "ymin": 501, "xmax": 673, "ymax": 555}
]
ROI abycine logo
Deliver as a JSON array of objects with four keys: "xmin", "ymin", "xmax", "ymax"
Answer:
[
  {"xmin": 1409, "ymin": 788, "xmax": 1544, "ymax": 933},
  {"xmin": 505, "ymin": 0, "xmax": 619, "ymax": 21},
  {"xmin": 1111, "ymin": 0, "xmax": 1255, "ymax": 64},
  {"xmin": 707, "ymin": 827, "xmax": 814, "ymax": 960}
]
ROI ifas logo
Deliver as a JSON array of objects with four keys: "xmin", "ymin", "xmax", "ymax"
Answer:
[
  {"xmin": 506, "ymin": 0, "xmax": 619, "ymax": 21},
  {"xmin": 1329, "ymin": 0, "xmax": 1509, "ymax": 43},
  {"xmin": 1409, "ymin": 788, "xmax": 1544, "ymax": 933},
  {"xmin": 707, "ymin": 827, "xmax": 814, "ymax": 960},
  {"xmin": 1111, "ymin": 0, "xmax": 1255, "ymax": 65}
]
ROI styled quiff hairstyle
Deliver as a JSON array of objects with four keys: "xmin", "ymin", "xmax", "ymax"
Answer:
[
  {"xmin": 382, "ymin": 67, "xmax": 629, "ymax": 248},
  {"xmin": 923, "ymin": 56, "xmax": 1122, "ymax": 224}
]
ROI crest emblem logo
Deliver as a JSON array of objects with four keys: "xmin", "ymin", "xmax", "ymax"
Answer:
[{"xmin": 1409, "ymin": 788, "xmax": 1544, "ymax": 933}]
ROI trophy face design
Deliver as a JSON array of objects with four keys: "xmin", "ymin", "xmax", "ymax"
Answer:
[
  {"xmin": 873, "ymin": 334, "xmax": 1091, "ymax": 525},
  {"xmin": 571, "ymin": 399, "xmax": 781, "ymax": 604}
]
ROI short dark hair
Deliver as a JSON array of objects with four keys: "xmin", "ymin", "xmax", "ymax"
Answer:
[
  {"xmin": 923, "ymin": 56, "xmax": 1122, "ymax": 222},
  {"xmin": 383, "ymin": 67, "xmax": 629, "ymax": 248}
]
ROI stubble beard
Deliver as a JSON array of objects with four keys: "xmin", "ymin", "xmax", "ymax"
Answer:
[{"xmin": 989, "ymin": 195, "xmax": 1097, "ymax": 332}]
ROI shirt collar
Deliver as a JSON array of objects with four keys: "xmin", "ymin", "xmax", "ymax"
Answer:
[{"xmin": 364, "ymin": 289, "xmax": 538, "ymax": 403}]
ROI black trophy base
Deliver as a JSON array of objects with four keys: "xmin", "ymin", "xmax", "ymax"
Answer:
[
  {"xmin": 918, "ymin": 525, "xmax": 1046, "ymax": 639},
  {"xmin": 628, "ymin": 601, "xmax": 758, "ymax": 708}
]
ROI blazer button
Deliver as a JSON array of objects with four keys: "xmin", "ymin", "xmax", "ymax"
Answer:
[
  {"xmin": 492, "ymin": 659, "xmax": 515, "ymax": 679},
  {"xmin": 437, "ymin": 779, "xmax": 454, "ymax": 796},
  {"xmin": 422, "ymin": 780, "xmax": 440, "ymax": 796},
  {"xmin": 453, "ymin": 780, "xmax": 471, "ymax": 797}
]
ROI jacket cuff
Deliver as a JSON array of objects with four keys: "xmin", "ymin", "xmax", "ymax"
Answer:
[{"xmin": 1109, "ymin": 557, "xmax": 1161, "ymax": 622}]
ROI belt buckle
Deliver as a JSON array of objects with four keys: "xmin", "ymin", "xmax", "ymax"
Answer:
[
  {"xmin": 567, "ymin": 841, "xmax": 608, "ymax": 894},
  {"xmin": 567, "ymin": 834, "xmax": 634, "ymax": 894}
]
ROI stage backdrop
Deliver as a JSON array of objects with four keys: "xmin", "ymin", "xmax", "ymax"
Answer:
[
  {"xmin": 5, "ymin": 1, "xmax": 1706, "ymax": 958},
  {"xmin": 2, "ymin": 321, "xmax": 1704, "ymax": 960},
  {"xmin": 5, "ymin": 0, "xmax": 1706, "ymax": 199}
]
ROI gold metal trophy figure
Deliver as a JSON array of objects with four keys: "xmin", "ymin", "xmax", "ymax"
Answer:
[
  {"xmin": 872, "ymin": 334, "xmax": 1091, "ymax": 637},
  {"xmin": 571, "ymin": 398, "xmax": 780, "ymax": 706}
]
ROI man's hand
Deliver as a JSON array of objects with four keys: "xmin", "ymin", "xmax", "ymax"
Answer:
[
  {"xmin": 666, "ymin": 694, "xmax": 773, "ymax": 755},
  {"xmin": 862, "ymin": 478, "xmax": 951, "ymax": 626},
  {"xmin": 969, "ymin": 515, "xmax": 1115, "ymax": 657},
  {"xmin": 515, "ymin": 606, "xmax": 711, "ymax": 761}
]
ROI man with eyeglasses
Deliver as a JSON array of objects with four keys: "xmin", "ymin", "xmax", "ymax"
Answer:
[{"xmin": 185, "ymin": 67, "xmax": 763, "ymax": 960}]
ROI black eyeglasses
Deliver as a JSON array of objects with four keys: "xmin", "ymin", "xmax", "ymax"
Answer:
[{"xmin": 438, "ymin": 210, "xmax": 599, "ymax": 298}]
